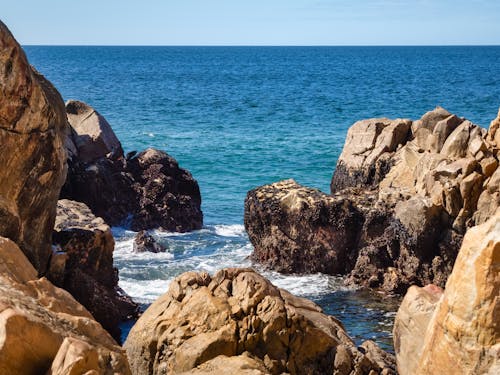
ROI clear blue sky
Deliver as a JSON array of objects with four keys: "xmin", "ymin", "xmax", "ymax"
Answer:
[{"xmin": 3, "ymin": 0, "xmax": 500, "ymax": 45}]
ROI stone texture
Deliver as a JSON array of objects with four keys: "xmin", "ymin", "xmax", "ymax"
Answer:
[
  {"xmin": 245, "ymin": 107, "xmax": 499, "ymax": 294},
  {"xmin": 179, "ymin": 354, "xmax": 270, "ymax": 375},
  {"xmin": 61, "ymin": 101, "xmax": 203, "ymax": 232},
  {"xmin": 393, "ymin": 284, "xmax": 443, "ymax": 375},
  {"xmin": 0, "ymin": 20, "xmax": 68, "ymax": 274},
  {"xmin": 124, "ymin": 268, "xmax": 396, "ymax": 375},
  {"xmin": 0, "ymin": 236, "xmax": 131, "ymax": 375},
  {"xmin": 133, "ymin": 230, "xmax": 167, "ymax": 253},
  {"xmin": 50, "ymin": 199, "xmax": 138, "ymax": 340},
  {"xmin": 394, "ymin": 210, "xmax": 500, "ymax": 375},
  {"xmin": 66, "ymin": 100, "xmax": 123, "ymax": 163}
]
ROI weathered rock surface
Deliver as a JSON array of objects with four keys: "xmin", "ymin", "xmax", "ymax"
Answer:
[
  {"xmin": 0, "ymin": 20, "xmax": 68, "ymax": 274},
  {"xmin": 394, "ymin": 209, "xmax": 500, "ymax": 375},
  {"xmin": 133, "ymin": 230, "xmax": 167, "ymax": 253},
  {"xmin": 61, "ymin": 101, "xmax": 203, "ymax": 232},
  {"xmin": 0, "ymin": 236, "xmax": 131, "ymax": 375},
  {"xmin": 51, "ymin": 199, "xmax": 138, "ymax": 340},
  {"xmin": 246, "ymin": 107, "xmax": 500, "ymax": 293},
  {"xmin": 124, "ymin": 268, "xmax": 396, "ymax": 375}
]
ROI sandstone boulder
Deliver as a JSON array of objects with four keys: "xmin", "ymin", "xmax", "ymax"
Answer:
[
  {"xmin": 0, "ymin": 236, "xmax": 131, "ymax": 375},
  {"xmin": 61, "ymin": 101, "xmax": 203, "ymax": 232},
  {"xmin": 124, "ymin": 268, "xmax": 396, "ymax": 375},
  {"xmin": 394, "ymin": 209, "xmax": 500, "ymax": 375},
  {"xmin": 50, "ymin": 199, "xmax": 138, "ymax": 340},
  {"xmin": 0, "ymin": 20, "xmax": 68, "ymax": 274},
  {"xmin": 66, "ymin": 99, "xmax": 123, "ymax": 162}
]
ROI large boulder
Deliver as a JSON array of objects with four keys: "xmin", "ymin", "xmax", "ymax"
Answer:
[
  {"xmin": 0, "ymin": 20, "xmax": 68, "ymax": 274},
  {"xmin": 51, "ymin": 199, "xmax": 138, "ymax": 340},
  {"xmin": 0, "ymin": 236, "xmax": 131, "ymax": 375},
  {"xmin": 394, "ymin": 209, "xmax": 500, "ymax": 375},
  {"xmin": 61, "ymin": 101, "xmax": 203, "ymax": 232},
  {"xmin": 245, "ymin": 107, "xmax": 500, "ymax": 294},
  {"xmin": 124, "ymin": 268, "xmax": 396, "ymax": 375}
]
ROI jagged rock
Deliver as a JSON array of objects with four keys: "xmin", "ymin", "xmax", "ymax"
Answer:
[
  {"xmin": 0, "ymin": 21, "xmax": 68, "ymax": 274},
  {"xmin": 61, "ymin": 101, "xmax": 203, "ymax": 232},
  {"xmin": 394, "ymin": 210, "xmax": 500, "ymax": 375},
  {"xmin": 245, "ymin": 108, "xmax": 499, "ymax": 294},
  {"xmin": 179, "ymin": 354, "xmax": 271, "ymax": 375},
  {"xmin": 487, "ymin": 108, "xmax": 500, "ymax": 152},
  {"xmin": 0, "ymin": 236, "xmax": 131, "ymax": 375},
  {"xmin": 51, "ymin": 199, "xmax": 138, "ymax": 340},
  {"xmin": 124, "ymin": 268, "xmax": 396, "ymax": 375},
  {"xmin": 66, "ymin": 100, "xmax": 123, "ymax": 162},
  {"xmin": 331, "ymin": 118, "xmax": 411, "ymax": 192},
  {"xmin": 245, "ymin": 179, "xmax": 364, "ymax": 274},
  {"xmin": 133, "ymin": 230, "xmax": 167, "ymax": 253}
]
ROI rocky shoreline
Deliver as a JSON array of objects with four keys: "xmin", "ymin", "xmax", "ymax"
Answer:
[
  {"xmin": 246, "ymin": 107, "xmax": 500, "ymax": 295},
  {"xmin": 0, "ymin": 19, "xmax": 498, "ymax": 375}
]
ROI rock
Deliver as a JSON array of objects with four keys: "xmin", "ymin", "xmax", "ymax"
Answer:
[
  {"xmin": 51, "ymin": 199, "xmax": 138, "ymax": 340},
  {"xmin": 133, "ymin": 230, "xmax": 167, "ymax": 253},
  {"xmin": 393, "ymin": 284, "xmax": 443, "ymax": 375},
  {"xmin": 330, "ymin": 118, "xmax": 411, "ymax": 192},
  {"xmin": 246, "ymin": 108, "xmax": 499, "ymax": 294},
  {"xmin": 394, "ymin": 209, "xmax": 500, "ymax": 375},
  {"xmin": 66, "ymin": 100, "xmax": 123, "ymax": 162},
  {"xmin": 487, "ymin": 107, "xmax": 500, "ymax": 152},
  {"xmin": 124, "ymin": 268, "xmax": 395, "ymax": 375},
  {"xmin": 61, "ymin": 101, "xmax": 203, "ymax": 232},
  {"xmin": 244, "ymin": 179, "xmax": 364, "ymax": 274},
  {"xmin": 0, "ymin": 20, "xmax": 68, "ymax": 274},
  {"xmin": 0, "ymin": 236, "xmax": 131, "ymax": 375},
  {"xmin": 179, "ymin": 354, "xmax": 271, "ymax": 375},
  {"xmin": 127, "ymin": 148, "xmax": 203, "ymax": 231}
]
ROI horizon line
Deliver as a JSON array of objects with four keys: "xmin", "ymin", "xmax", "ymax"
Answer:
[{"xmin": 23, "ymin": 44, "xmax": 500, "ymax": 48}]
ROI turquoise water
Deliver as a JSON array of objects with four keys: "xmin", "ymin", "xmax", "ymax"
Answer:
[{"xmin": 25, "ymin": 46, "xmax": 500, "ymax": 350}]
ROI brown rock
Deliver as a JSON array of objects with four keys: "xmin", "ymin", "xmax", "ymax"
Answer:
[
  {"xmin": 51, "ymin": 199, "xmax": 138, "ymax": 340},
  {"xmin": 66, "ymin": 100, "xmax": 123, "ymax": 162},
  {"xmin": 0, "ymin": 21, "xmax": 68, "ymax": 274},
  {"xmin": 178, "ymin": 354, "xmax": 271, "ymax": 375},
  {"xmin": 0, "ymin": 236, "xmax": 131, "ymax": 375},
  {"xmin": 395, "ymin": 210, "xmax": 500, "ymax": 374},
  {"xmin": 393, "ymin": 284, "xmax": 443, "ymax": 375},
  {"xmin": 487, "ymin": 107, "xmax": 500, "ymax": 152},
  {"xmin": 124, "ymin": 268, "xmax": 395, "ymax": 375},
  {"xmin": 133, "ymin": 230, "xmax": 167, "ymax": 253},
  {"xmin": 61, "ymin": 103, "xmax": 203, "ymax": 232},
  {"xmin": 440, "ymin": 120, "xmax": 473, "ymax": 158}
]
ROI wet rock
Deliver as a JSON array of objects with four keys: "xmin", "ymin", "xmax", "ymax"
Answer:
[
  {"xmin": 61, "ymin": 101, "xmax": 203, "ymax": 232},
  {"xmin": 394, "ymin": 210, "xmax": 500, "ymax": 374},
  {"xmin": 51, "ymin": 199, "xmax": 138, "ymax": 340},
  {"xmin": 133, "ymin": 230, "xmax": 167, "ymax": 253},
  {"xmin": 0, "ymin": 21, "xmax": 68, "ymax": 274},
  {"xmin": 0, "ymin": 236, "xmax": 131, "ymax": 375},
  {"xmin": 245, "ymin": 107, "xmax": 499, "ymax": 294},
  {"xmin": 124, "ymin": 268, "xmax": 395, "ymax": 375}
]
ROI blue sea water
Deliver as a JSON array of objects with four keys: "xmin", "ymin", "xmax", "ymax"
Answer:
[{"xmin": 25, "ymin": 46, "xmax": 500, "ymax": 350}]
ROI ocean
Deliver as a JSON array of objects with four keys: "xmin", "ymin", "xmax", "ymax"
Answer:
[{"xmin": 25, "ymin": 46, "xmax": 500, "ymax": 350}]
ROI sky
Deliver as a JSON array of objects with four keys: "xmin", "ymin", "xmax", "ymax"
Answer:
[{"xmin": 3, "ymin": 0, "xmax": 500, "ymax": 45}]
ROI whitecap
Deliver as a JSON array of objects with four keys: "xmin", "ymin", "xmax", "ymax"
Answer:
[{"xmin": 213, "ymin": 224, "xmax": 246, "ymax": 237}]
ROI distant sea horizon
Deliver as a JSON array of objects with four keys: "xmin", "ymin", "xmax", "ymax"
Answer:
[{"xmin": 24, "ymin": 45, "xmax": 500, "ymax": 349}]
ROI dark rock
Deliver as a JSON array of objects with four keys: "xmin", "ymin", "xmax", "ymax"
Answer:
[
  {"xmin": 133, "ymin": 230, "xmax": 167, "ymax": 253},
  {"xmin": 0, "ymin": 20, "xmax": 68, "ymax": 274},
  {"xmin": 245, "ymin": 108, "xmax": 500, "ymax": 294},
  {"xmin": 50, "ymin": 199, "xmax": 138, "ymax": 340},
  {"xmin": 61, "ymin": 101, "xmax": 203, "ymax": 232}
]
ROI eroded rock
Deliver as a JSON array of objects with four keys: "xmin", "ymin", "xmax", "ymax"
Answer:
[
  {"xmin": 124, "ymin": 268, "xmax": 396, "ymax": 375},
  {"xmin": 0, "ymin": 20, "xmax": 68, "ymax": 274}
]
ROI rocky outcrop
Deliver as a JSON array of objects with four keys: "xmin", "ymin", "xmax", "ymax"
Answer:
[
  {"xmin": 394, "ymin": 209, "xmax": 500, "ymax": 375},
  {"xmin": 61, "ymin": 100, "xmax": 203, "ymax": 232},
  {"xmin": 50, "ymin": 199, "xmax": 138, "ymax": 340},
  {"xmin": 0, "ymin": 20, "xmax": 68, "ymax": 274},
  {"xmin": 245, "ymin": 107, "xmax": 500, "ymax": 293},
  {"xmin": 0, "ymin": 236, "xmax": 131, "ymax": 374},
  {"xmin": 124, "ymin": 268, "xmax": 396, "ymax": 375},
  {"xmin": 133, "ymin": 230, "xmax": 167, "ymax": 253}
]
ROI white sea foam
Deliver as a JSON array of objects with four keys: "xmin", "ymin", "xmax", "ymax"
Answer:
[{"xmin": 213, "ymin": 224, "xmax": 246, "ymax": 237}]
